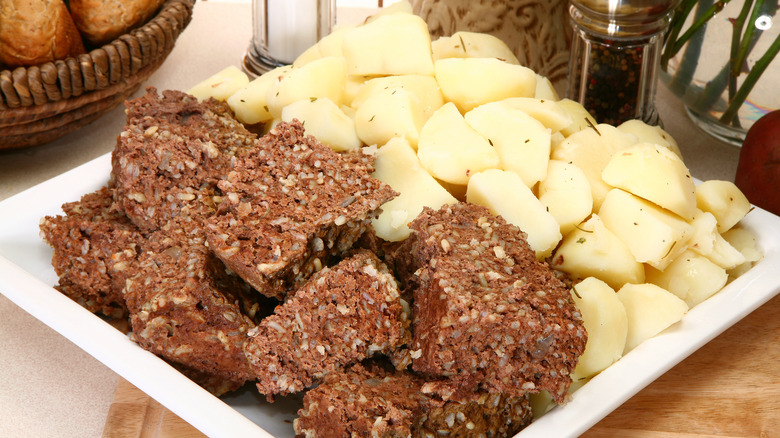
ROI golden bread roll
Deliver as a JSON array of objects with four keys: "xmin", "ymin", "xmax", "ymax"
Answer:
[
  {"xmin": 0, "ymin": 0, "xmax": 86, "ymax": 68},
  {"xmin": 69, "ymin": 0, "xmax": 165, "ymax": 47}
]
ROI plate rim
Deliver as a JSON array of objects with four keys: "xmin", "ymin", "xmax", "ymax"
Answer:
[{"xmin": 1, "ymin": 152, "xmax": 779, "ymax": 438}]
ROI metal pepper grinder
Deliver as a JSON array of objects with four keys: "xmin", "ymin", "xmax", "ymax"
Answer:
[{"xmin": 566, "ymin": 0, "xmax": 680, "ymax": 126}]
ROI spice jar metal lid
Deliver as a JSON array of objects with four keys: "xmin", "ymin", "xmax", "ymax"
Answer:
[{"xmin": 570, "ymin": 0, "xmax": 681, "ymax": 38}]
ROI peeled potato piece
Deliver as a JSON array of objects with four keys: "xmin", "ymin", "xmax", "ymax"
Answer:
[
  {"xmin": 617, "ymin": 283, "xmax": 688, "ymax": 353},
  {"xmin": 465, "ymin": 102, "xmax": 551, "ymax": 188},
  {"xmin": 695, "ymin": 180, "xmax": 752, "ymax": 233},
  {"xmin": 645, "ymin": 249, "xmax": 728, "ymax": 307},
  {"xmin": 602, "ymin": 143, "xmax": 697, "ymax": 221},
  {"xmin": 431, "ymin": 31, "xmax": 519, "ymax": 64},
  {"xmin": 466, "ymin": 168, "xmax": 561, "ymax": 258},
  {"xmin": 227, "ymin": 65, "xmax": 292, "ymax": 125},
  {"xmin": 551, "ymin": 214, "xmax": 645, "ymax": 290},
  {"xmin": 538, "ymin": 160, "xmax": 593, "ymax": 236},
  {"xmin": 189, "ymin": 65, "xmax": 249, "ymax": 102},
  {"xmin": 571, "ymin": 277, "xmax": 628, "ymax": 380},
  {"xmin": 341, "ymin": 13, "xmax": 434, "ymax": 76},
  {"xmin": 281, "ymin": 97, "xmax": 362, "ymax": 152},
  {"xmin": 599, "ymin": 189, "xmax": 694, "ymax": 271},
  {"xmin": 371, "ymin": 137, "xmax": 457, "ymax": 241},
  {"xmin": 416, "ymin": 102, "xmax": 499, "ymax": 186},
  {"xmin": 434, "ymin": 58, "xmax": 536, "ymax": 113}
]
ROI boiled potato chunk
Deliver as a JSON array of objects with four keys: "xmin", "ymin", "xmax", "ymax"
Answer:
[
  {"xmin": 435, "ymin": 179, "xmax": 468, "ymax": 201},
  {"xmin": 550, "ymin": 131, "xmax": 565, "ymax": 149},
  {"xmin": 464, "ymin": 102, "xmax": 550, "ymax": 187},
  {"xmin": 466, "ymin": 169, "xmax": 561, "ymax": 258},
  {"xmin": 371, "ymin": 137, "xmax": 458, "ymax": 241},
  {"xmin": 617, "ymin": 283, "xmax": 688, "ymax": 353},
  {"xmin": 722, "ymin": 227, "xmax": 762, "ymax": 278},
  {"xmin": 281, "ymin": 98, "xmax": 361, "ymax": 152},
  {"xmin": 602, "ymin": 143, "xmax": 697, "ymax": 221},
  {"xmin": 500, "ymin": 97, "xmax": 573, "ymax": 133},
  {"xmin": 292, "ymin": 44, "xmax": 323, "ymax": 67},
  {"xmin": 538, "ymin": 160, "xmax": 593, "ymax": 235},
  {"xmin": 265, "ymin": 56, "xmax": 347, "ymax": 119},
  {"xmin": 354, "ymin": 86, "xmax": 425, "ymax": 148},
  {"xmin": 551, "ymin": 214, "xmax": 645, "ymax": 290},
  {"xmin": 645, "ymin": 249, "xmax": 728, "ymax": 307},
  {"xmin": 529, "ymin": 391, "xmax": 555, "ymax": 420},
  {"xmin": 551, "ymin": 123, "xmax": 637, "ymax": 209},
  {"xmin": 688, "ymin": 210, "xmax": 746, "ymax": 269},
  {"xmin": 695, "ymin": 180, "xmax": 752, "ymax": 233},
  {"xmin": 189, "ymin": 65, "xmax": 249, "ymax": 102},
  {"xmin": 617, "ymin": 119, "xmax": 682, "ymax": 157},
  {"xmin": 431, "ymin": 31, "xmax": 519, "ymax": 64},
  {"xmin": 227, "ymin": 65, "xmax": 292, "ymax": 125},
  {"xmin": 351, "ymin": 75, "xmax": 444, "ymax": 122},
  {"xmin": 556, "ymin": 98, "xmax": 598, "ymax": 137},
  {"xmin": 529, "ymin": 378, "xmax": 589, "ymax": 419},
  {"xmin": 364, "ymin": 0, "xmax": 413, "ymax": 22},
  {"xmin": 341, "ymin": 13, "xmax": 434, "ymax": 76},
  {"xmin": 434, "ymin": 58, "xmax": 536, "ymax": 112},
  {"xmin": 293, "ymin": 27, "xmax": 353, "ymax": 67},
  {"xmin": 534, "ymin": 74, "xmax": 560, "ymax": 101},
  {"xmin": 417, "ymin": 102, "xmax": 499, "ymax": 185},
  {"xmin": 344, "ymin": 74, "xmax": 372, "ymax": 106},
  {"xmin": 571, "ymin": 277, "xmax": 628, "ymax": 380},
  {"xmin": 599, "ymin": 189, "xmax": 694, "ymax": 270}
]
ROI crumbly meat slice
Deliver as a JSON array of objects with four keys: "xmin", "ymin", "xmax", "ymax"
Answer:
[
  {"xmin": 244, "ymin": 250, "xmax": 410, "ymax": 399},
  {"xmin": 39, "ymin": 186, "xmax": 143, "ymax": 320},
  {"xmin": 206, "ymin": 121, "xmax": 397, "ymax": 300},
  {"xmin": 294, "ymin": 362, "xmax": 533, "ymax": 438},
  {"xmin": 414, "ymin": 389, "xmax": 532, "ymax": 438},
  {"xmin": 403, "ymin": 202, "xmax": 587, "ymax": 403},
  {"xmin": 124, "ymin": 217, "xmax": 262, "ymax": 386},
  {"xmin": 111, "ymin": 87, "xmax": 255, "ymax": 232}
]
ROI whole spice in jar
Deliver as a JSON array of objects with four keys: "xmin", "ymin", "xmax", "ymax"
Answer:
[
  {"xmin": 581, "ymin": 40, "xmax": 645, "ymax": 125},
  {"xmin": 567, "ymin": 0, "xmax": 680, "ymax": 126}
]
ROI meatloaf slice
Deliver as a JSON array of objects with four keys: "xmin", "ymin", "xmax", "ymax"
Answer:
[
  {"xmin": 294, "ymin": 361, "xmax": 533, "ymax": 438},
  {"xmin": 123, "ymin": 216, "xmax": 261, "ymax": 386},
  {"xmin": 403, "ymin": 202, "xmax": 587, "ymax": 403},
  {"xmin": 206, "ymin": 121, "xmax": 397, "ymax": 300},
  {"xmin": 39, "ymin": 186, "xmax": 144, "ymax": 320},
  {"xmin": 244, "ymin": 250, "xmax": 410, "ymax": 399},
  {"xmin": 111, "ymin": 87, "xmax": 256, "ymax": 232}
]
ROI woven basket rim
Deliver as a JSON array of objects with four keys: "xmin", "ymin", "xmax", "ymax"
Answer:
[
  {"xmin": 0, "ymin": 0, "xmax": 196, "ymax": 149},
  {"xmin": 0, "ymin": 0, "xmax": 196, "ymax": 111}
]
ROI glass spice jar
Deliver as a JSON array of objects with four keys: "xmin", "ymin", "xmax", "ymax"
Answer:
[
  {"xmin": 567, "ymin": 0, "xmax": 680, "ymax": 125},
  {"xmin": 243, "ymin": 0, "xmax": 336, "ymax": 77}
]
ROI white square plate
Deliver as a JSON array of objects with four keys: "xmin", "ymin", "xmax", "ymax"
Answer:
[{"xmin": 1, "ymin": 153, "xmax": 779, "ymax": 438}]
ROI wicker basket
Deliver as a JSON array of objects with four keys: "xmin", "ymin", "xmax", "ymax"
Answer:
[{"xmin": 0, "ymin": 0, "xmax": 196, "ymax": 150}]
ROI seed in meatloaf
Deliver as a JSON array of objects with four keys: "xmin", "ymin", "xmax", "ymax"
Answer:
[
  {"xmin": 401, "ymin": 202, "xmax": 587, "ymax": 404},
  {"xmin": 243, "ymin": 250, "xmax": 410, "ymax": 399},
  {"xmin": 111, "ymin": 87, "xmax": 256, "ymax": 232},
  {"xmin": 123, "ymin": 216, "xmax": 263, "ymax": 386},
  {"xmin": 293, "ymin": 361, "xmax": 533, "ymax": 438},
  {"xmin": 39, "ymin": 186, "xmax": 144, "ymax": 320},
  {"xmin": 205, "ymin": 120, "xmax": 397, "ymax": 300}
]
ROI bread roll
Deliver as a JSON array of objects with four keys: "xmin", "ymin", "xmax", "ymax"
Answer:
[
  {"xmin": 69, "ymin": 0, "xmax": 165, "ymax": 47},
  {"xmin": 0, "ymin": 0, "xmax": 86, "ymax": 68}
]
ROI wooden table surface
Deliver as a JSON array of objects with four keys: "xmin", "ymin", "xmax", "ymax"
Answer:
[{"xmin": 103, "ymin": 294, "xmax": 780, "ymax": 437}]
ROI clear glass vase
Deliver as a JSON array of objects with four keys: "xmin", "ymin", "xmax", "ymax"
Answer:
[{"xmin": 661, "ymin": 0, "xmax": 780, "ymax": 146}]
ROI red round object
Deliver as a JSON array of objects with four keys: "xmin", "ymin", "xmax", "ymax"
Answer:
[{"xmin": 735, "ymin": 110, "xmax": 780, "ymax": 216}]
